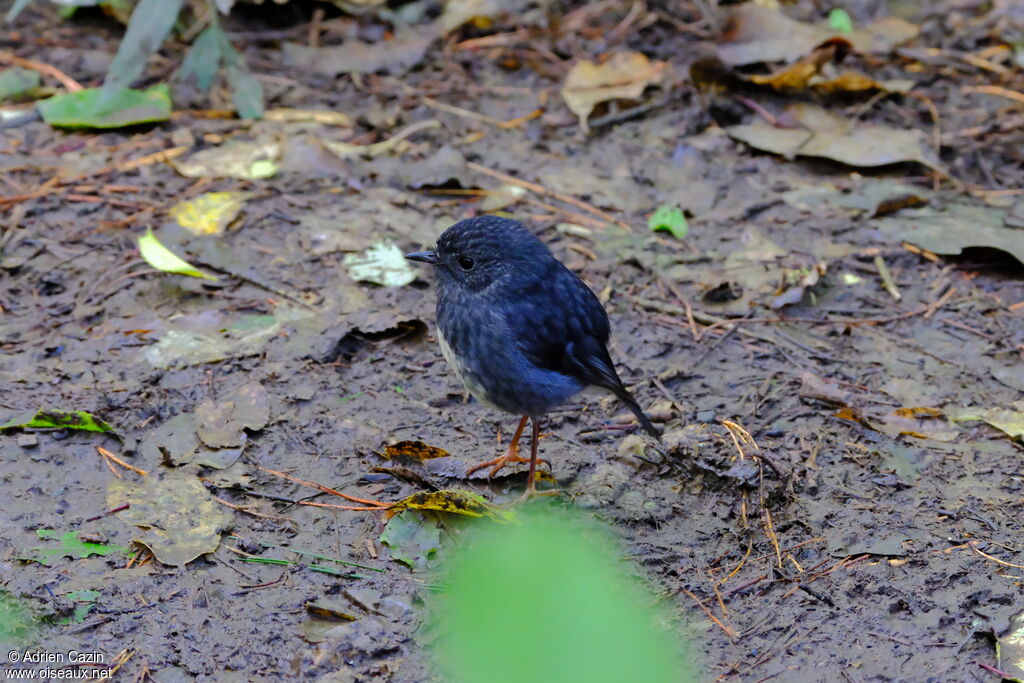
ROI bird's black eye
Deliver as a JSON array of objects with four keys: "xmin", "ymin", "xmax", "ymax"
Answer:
[{"xmin": 458, "ymin": 256, "xmax": 475, "ymax": 271}]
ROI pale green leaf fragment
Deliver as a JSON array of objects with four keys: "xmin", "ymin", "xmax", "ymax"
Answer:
[
  {"xmin": 343, "ymin": 242, "xmax": 418, "ymax": 287},
  {"xmin": 648, "ymin": 205, "xmax": 688, "ymax": 239},
  {"xmin": 828, "ymin": 8, "xmax": 854, "ymax": 33},
  {"xmin": 137, "ymin": 229, "xmax": 218, "ymax": 281}
]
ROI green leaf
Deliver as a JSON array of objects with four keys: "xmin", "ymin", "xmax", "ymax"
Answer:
[
  {"xmin": 648, "ymin": 204, "xmax": 688, "ymax": 239},
  {"xmin": 1, "ymin": 408, "xmax": 116, "ymax": 434},
  {"xmin": 435, "ymin": 507, "xmax": 693, "ymax": 683},
  {"xmin": 225, "ymin": 64, "xmax": 264, "ymax": 119},
  {"xmin": 137, "ymin": 229, "xmax": 219, "ymax": 281},
  {"xmin": 34, "ymin": 530, "xmax": 129, "ymax": 566},
  {"xmin": 0, "ymin": 591, "xmax": 36, "ymax": 647},
  {"xmin": 379, "ymin": 510, "xmax": 441, "ymax": 571},
  {"xmin": 828, "ymin": 8, "xmax": 854, "ymax": 33},
  {"xmin": 219, "ymin": 32, "xmax": 263, "ymax": 119},
  {"xmin": 178, "ymin": 23, "xmax": 224, "ymax": 92},
  {"xmin": 36, "ymin": 85, "xmax": 171, "ymax": 129},
  {"xmin": 100, "ymin": 0, "xmax": 183, "ymax": 101},
  {"xmin": 0, "ymin": 67, "xmax": 41, "ymax": 102}
]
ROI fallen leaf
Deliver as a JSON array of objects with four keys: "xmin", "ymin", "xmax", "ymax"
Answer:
[
  {"xmin": 282, "ymin": 25, "xmax": 438, "ymax": 76},
  {"xmin": 648, "ymin": 205, "xmax": 688, "ymax": 239},
  {"xmin": 379, "ymin": 509, "xmax": 441, "ymax": 571},
  {"xmin": 726, "ymin": 103, "xmax": 944, "ymax": 173},
  {"xmin": 381, "ymin": 440, "xmax": 452, "ymax": 462},
  {"xmin": 195, "ymin": 399, "xmax": 244, "ymax": 448},
  {"xmin": 36, "ymin": 85, "xmax": 172, "ymax": 129},
  {"xmin": 137, "ymin": 229, "xmax": 219, "ymax": 281},
  {"xmin": 232, "ymin": 381, "xmax": 270, "ymax": 431},
  {"xmin": 168, "ymin": 192, "xmax": 250, "ymax": 236},
  {"xmin": 997, "ymin": 610, "xmax": 1024, "ymax": 682},
  {"xmin": 0, "ymin": 67, "xmax": 41, "ymax": 102},
  {"xmin": 32, "ymin": 530, "xmax": 128, "ymax": 566},
  {"xmin": 1, "ymin": 409, "xmax": 116, "ymax": 435},
  {"xmin": 717, "ymin": 3, "xmax": 919, "ymax": 66},
  {"xmin": 343, "ymin": 241, "xmax": 419, "ymax": 287},
  {"xmin": 107, "ymin": 468, "xmax": 232, "ymax": 567},
  {"xmin": 746, "ymin": 40, "xmax": 914, "ymax": 94},
  {"xmin": 799, "ymin": 372, "xmax": 851, "ymax": 405},
  {"xmin": 947, "ymin": 402, "xmax": 1024, "ymax": 440},
  {"xmin": 386, "ymin": 490, "xmax": 511, "ymax": 521},
  {"xmin": 771, "ymin": 261, "xmax": 826, "ymax": 309},
  {"xmin": 561, "ymin": 52, "xmax": 668, "ymax": 133},
  {"xmin": 836, "ymin": 406, "xmax": 958, "ymax": 441},
  {"xmin": 440, "ymin": 0, "xmax": 531, "ymax": 32},
  {"xmin": 873, "ymin": 203, "xmax": 1024, "ymax": 267},
  {"xmin": 170, "ymin": 139, "xmax": 280, "ymax": 180}
]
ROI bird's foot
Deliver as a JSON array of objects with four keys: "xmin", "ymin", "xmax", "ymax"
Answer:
[
  {"xmin": 466, "ymin": 450, "xmax": 549, "ymax": 480},
  {"xmin": 516, "ymin": 483, "xmax": 562, "ymax": 503}
]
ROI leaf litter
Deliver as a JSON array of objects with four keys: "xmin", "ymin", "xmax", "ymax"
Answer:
[{"xmin": 2, "ymin": 1, "xmax": 1023, "ymax": 681}]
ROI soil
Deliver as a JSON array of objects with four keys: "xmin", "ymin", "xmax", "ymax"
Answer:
[{"xmin": 1, "ymin": 1, "xmax": 1022, "ymax": 682}]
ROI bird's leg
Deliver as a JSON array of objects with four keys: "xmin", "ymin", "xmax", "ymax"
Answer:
[
  {"xmin": 466, "ymin": 415, "xmax": 548, "ymax": 479},
  {"xmin": 520, "ymin": 417, "xmax": 560, "ymax": 499}
]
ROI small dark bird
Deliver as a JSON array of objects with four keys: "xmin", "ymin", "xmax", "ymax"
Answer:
[{"xmin": 406, "ymin": 216, "xmax": 660, "ymax": 496}]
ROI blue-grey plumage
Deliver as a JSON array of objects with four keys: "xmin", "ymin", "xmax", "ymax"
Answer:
[{"xmin": 406, "ymin": 216, "xmax": 660, "ymax": 494}]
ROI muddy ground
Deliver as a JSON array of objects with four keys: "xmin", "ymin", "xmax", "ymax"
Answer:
[{"xmin": 1, "ymin": 1, "xmax": 1023, "ymax": 681}]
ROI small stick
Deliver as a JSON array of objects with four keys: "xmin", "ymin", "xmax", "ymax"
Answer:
[
  {"xmin": 96, "ymin": 446, "xmax": 148, "ymax": 476},
  {"xmin": 256, "ymin": 465, "xmax": 390, "ymax": 508},
  {"xmin": 682, "ymin": 589, "xmax": 737, "ymax": 641},
  {"xmin": 0, "ymin": 51, "xmax": 83, "ymax": 91},
  {"xmin": 873, "ymin": 255, "xmax": 902, "ymax": 301},
  {"xmin": 85, "ymin": 504, "xmax": 130, "ymax": 522}
]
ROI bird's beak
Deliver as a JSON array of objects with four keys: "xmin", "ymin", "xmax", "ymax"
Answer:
[{"xmin": 405, "ymin": 250, "xmax": 438, "ymax": 265}]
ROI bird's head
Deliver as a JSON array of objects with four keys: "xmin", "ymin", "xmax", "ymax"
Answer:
[{"xmin": 406, "ymin": 216, "xmax": 553, "ymax": 294}]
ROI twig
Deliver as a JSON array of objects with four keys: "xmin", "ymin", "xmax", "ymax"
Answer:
[
  {"xmin": 682, "ymin": 588, "xmax": 737, "ymax": 641},
  {"xmin": 873, "ymin": 255, "xmax": 902, "ymax": 301},
  {"xmin": 96, "ymin": 446, "xmax": 148, "ymax": 476},
  {"xmin": 256, "ymin": 465, "xmax": 390, "ymax": 508},
  {"xmin": 0, "ymin": 51, "xmax": 83, "ymax": 91}
]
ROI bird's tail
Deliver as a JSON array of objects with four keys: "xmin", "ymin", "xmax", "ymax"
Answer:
[{"xmin": 610, "ymin": 384, "xmax": 662, "ymax": 439}]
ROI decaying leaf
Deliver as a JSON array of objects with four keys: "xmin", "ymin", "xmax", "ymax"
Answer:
[
  {"xmin": 379, "ymin": 509, "xmax": 442, "ymax": 571},
  {"xmin": 947, "ymin": 402, "xmax": 1024, "ymax": 440},
  {"xmin": 835, "ymin": 406, "xmax": 958, "ymax": 441},
  {"xmin": 137, "ymin": 229, "xmax": 219, "ymax": 281},
  {"xmin": 873, "ymin": 203, "xmax": 1024, "ymax": 267},
  {"xmin": 343, "ymin": 241, "xmax": 419, "ymax": 287},
  {"xmin": 561, "ymin": 52, "xmax": 668, "ymax": 133},
  {"xmin": 1, "ymin": 409, "xmax": 116, "ymax": 435},
  {"xmin": 746, "ymin": 41, "xmax": 913, "ymax": 94},
  {"xmin": 282, "ymin": 25, "xmax": 438, "ymax": 77},
  {"xmin": 381, "ymin": 440, "xmax": 452, "ymax": 462},
  {"xmin": 717, "ymin": 3, "xmax": 920, "ymax": 66},
  {"xmin": 169, "ymin": 192, "xmax": 251, "ymax": 236},
  {"xmin": 32, "ymin": 530, "xmax": 128, "ymax": 566},
  {"xmin": 771, "ymin": 261, "xmax": 826, "ymax": 309},
  {"xmin": 386, "ymin": 489, "xmax": 511, "ymax": 521},
  {"xmin": 107, "ymin": 468, "xmax": 232, "ymax": 567},
  {"xmin": 997, "ymin": 610, "xmax": 1024, "ymax": 683},
  {"xmin": 726, "ymin": 104, "xmax": 944, "ymax": 173},
  {"xmin": 170, "ymin": 139, "xmax": 280, "ymax": 180}
]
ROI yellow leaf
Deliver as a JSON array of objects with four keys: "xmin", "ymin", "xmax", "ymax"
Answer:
[
  {"xmin": 169, "ymin": 192, "xmax": 251, "ymax": 236},
  {"xmin": 137, "ymin": 229, "xmax": 218, "ymax": 281}
]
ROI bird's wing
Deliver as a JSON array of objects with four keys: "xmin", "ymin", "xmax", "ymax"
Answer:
[{"xmin": 507, "ymin": 263, "xmax": 661, "ymax": 437}]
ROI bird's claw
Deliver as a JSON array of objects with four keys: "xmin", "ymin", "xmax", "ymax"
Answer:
[{"xmin": 466, "ymin": 451, "xmax": 550, "ymax": 480}]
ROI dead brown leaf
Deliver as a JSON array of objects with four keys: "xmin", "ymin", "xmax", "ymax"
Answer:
[
  {"xmin": 561, "ymin": 52, "xmax": 668, "ymax": 133},
  {"xmin": 717, "ymin": 4, "xmax": 920, "ymax": 66},
  {"xmin": 726, "ymin": 103, "xmax": 945, "ymax": 173}
]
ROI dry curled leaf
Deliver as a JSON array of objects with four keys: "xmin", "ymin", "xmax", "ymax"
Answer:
[{"xmin": 561, "ymin": 52, "xmax": 668, "ymax": 133}]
